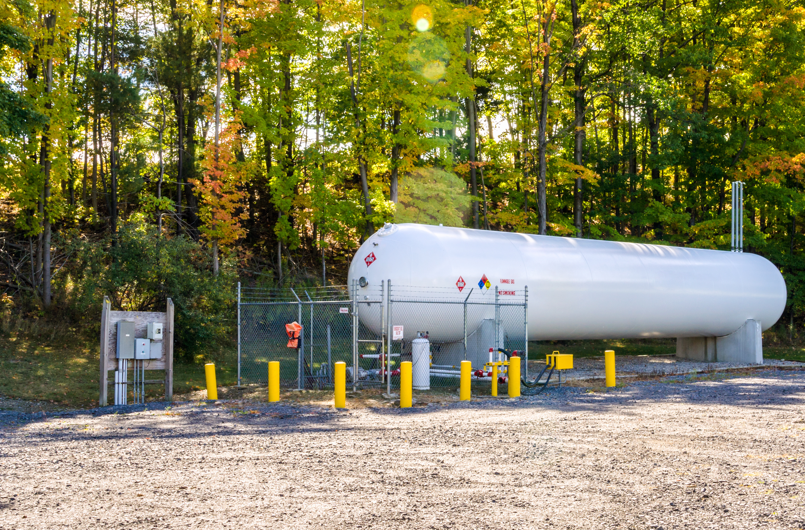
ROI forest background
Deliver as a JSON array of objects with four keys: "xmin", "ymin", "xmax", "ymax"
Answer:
[{"xmin": 2, "ymin": 0, "xmax": 805, "ymax": 364}]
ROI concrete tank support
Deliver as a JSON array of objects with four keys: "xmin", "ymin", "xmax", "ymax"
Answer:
[{"xmin": 676, "ymin": 319, "xmax": 763, "ymax": 364}]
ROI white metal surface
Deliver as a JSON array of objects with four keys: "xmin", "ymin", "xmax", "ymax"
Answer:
[
  {"xmin": 411, "ymin": 338, "xmax": 431, "ymax": 390},
  {"xmin": 347, "ymin": 223, "xmax": 787, "ymax": 341}
]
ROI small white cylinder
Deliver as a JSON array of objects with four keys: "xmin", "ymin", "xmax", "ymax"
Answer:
[{"xmin": 412, "ymin": 338, "xmax": 430, "ymax": 390}]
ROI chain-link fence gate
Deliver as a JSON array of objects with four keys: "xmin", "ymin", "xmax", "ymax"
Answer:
[{"xmin": 237, "ymin": 282, "xmax": 528, "ymax": 392}]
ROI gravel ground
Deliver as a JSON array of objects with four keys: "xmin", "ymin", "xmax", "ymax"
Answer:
[
  {"xmin": 530, "ymin": 356, "xmax": 805, "ymax": 381},
  {"xmin": 1, "ymin": 369, "xmax": 804, "ymax": 529}
]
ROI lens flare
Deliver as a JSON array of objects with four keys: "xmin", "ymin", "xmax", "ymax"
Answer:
[
  {"xmin": 412, "ymin": 4, "xmax": 433, "ymax": 32},
  {"xmin": 408, "ymin": 33, "xmax": 450, "ymax": 83}
]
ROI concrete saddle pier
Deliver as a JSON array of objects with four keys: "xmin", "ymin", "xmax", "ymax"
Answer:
[{"xmin": 676, "ymin": 319, "xmax": 763, "ymax": 364}]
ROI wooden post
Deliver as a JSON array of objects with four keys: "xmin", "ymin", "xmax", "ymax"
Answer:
[
  {"xmin": 99, "ymin": 297, "xmax": 111, "ymax": 406},
  {"xmin": 165, "ymin": 298, "xmax": 174, "ymax": 401}
]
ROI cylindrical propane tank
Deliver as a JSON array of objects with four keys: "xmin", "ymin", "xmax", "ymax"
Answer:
[
  {"xmin": 347, "ymin": 223, "xmax": 786, "ymax": 342},
  {"xmin": 411, "ymin": 337, "xmax": 430, "ymax": 390}
]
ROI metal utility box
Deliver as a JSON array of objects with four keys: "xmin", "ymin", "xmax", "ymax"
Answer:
[
  {"xmin": 135, "ymin": 338, "xmax": 151, "ymax": 360},
  {"xmin": 547, "ymin": 352, "xmax": 574, "ymax": 370},
  {"xmin": 149, "ymin": 340, "xmax": 163, "ymax": 360},
  {"xmin": 116, "ymin": 321, "xmax": 135, "ymax": 359},
  {"xmin": 147, "ymin": 322, "xmax": 163, "ymax": 340}
]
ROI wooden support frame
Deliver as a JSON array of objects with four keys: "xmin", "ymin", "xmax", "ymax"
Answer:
[{"xmin": 99, "ymin": 298, "xmax": 175, "ymax": 406}]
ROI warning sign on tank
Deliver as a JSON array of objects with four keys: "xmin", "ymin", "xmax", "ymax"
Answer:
[
  {"xmin": 364, "ymin": 252, "xmax": 377, "ymax": 267},
  {"xmin": 456, "ymin": 276, "xmax": 466, "ymax": 292}
]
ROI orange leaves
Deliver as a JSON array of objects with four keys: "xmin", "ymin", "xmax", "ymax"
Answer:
[
  {"xmin": 192, "ymin": 115, "xmax": 251, "ymax": 247},
  {"xmin": 222, "ymin": 47, "xmax": 257, "ymax": 72},
  {"xmin": 740, "ymin": 153, "xmax": 805, "ymax": 184}
]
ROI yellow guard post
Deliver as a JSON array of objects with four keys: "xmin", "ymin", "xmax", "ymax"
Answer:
[
  {"xmin": 508, "ymin": 355, "xmax": 521, "ymax": 397},
  {"xmin": 268, "ymin": 361, "xmax": 280, "ymax": 402},
  {"xmin": 400, "ymin": 361, "xmax": 412, "ymax": 408},
  {"xmin": 460, "ymin": 361, "xmax": 471, "ymax": 401},
  {"xmin": 334, "ymin": 362, "xmax": 346, "ymax": 409},
  {"xmin": 204, "ymin": 363, "xmax": 218, "ymax": 400},
  {"xmin": 604, "ymin": 350, "xmax": 616, "ymax": 387}
]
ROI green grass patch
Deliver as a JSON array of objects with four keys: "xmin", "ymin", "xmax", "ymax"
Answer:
[
  {"xmin": 0, "ymin": 321, "xmax": 237, "ymax": 409},
  {"xmin": 527, "ymin": 339, "xmax": 676, "ymax": 359},
  {"xmin": 763, "ymin": 346, "xmax": 805, "ymax": 363}
]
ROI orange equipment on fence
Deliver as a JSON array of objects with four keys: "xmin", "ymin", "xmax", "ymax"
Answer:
[{"xmin": 285, "ymin": 322, "xmax": 302, "ymax": 349}]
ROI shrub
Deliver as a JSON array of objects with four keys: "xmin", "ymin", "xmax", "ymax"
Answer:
[{"xmin": 59, "ymin": 221, "xmax": 235, "ymax": 361}]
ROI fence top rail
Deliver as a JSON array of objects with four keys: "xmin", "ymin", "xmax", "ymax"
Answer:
[
  {"xmin": 240, "ymin": 299, "xmax": 354, "ymax": 307},
  {"xmin": 240, "ymin": 285, "xmax": 350, "ymax": 303}
]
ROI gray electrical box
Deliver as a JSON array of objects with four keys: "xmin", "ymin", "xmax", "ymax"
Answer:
[
  {"xmin": 147, "ymin": 322, "xmax": 163, "ymax": 340},
  {"xmin": 149, "ymin": 340, "xmax": 163, "ymax": 360},
  {"xmin": 135, "ymin": 338, "xmax": 151, "ymax": 360},
  {"xmin": 116, "ymin": 321, "xmax": 135, "ymax": 359}
]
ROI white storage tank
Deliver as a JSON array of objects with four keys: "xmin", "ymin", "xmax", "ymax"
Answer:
[
  {"xmin": 347, "ymin": 223, "xmax": 786, "ymax": 343},
  {"xmin": 411, "ymin": 337, "xmax": 431, "ymax": 390}
]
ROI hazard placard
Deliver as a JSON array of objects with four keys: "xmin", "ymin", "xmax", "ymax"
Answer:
[
  {"xmin": 456, "ymin": 276, "xmax": 466, "ymax": 292},
  {"xmin": 393, "ymin": 325, "xmax": 404, "ymax": 340}
]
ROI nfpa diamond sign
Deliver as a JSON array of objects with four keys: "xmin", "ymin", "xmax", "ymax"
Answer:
[{"xmin": 456, "ymin": 276, "xmax": 466, "ymax": 292}]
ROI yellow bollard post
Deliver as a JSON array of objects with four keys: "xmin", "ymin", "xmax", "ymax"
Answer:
[
  {"xmin": 268, "ymin": 361, "xmax": 280, "ymax": 403},
  {"xmin": 604, "ymin": 350, "xmax": 616, "ymax": 387},
  {"xmin": 400, "ymin": 361, "xmax": 412, "ymax": 408},
  {"xmin": 334, "ymin": 361, "xmax": 346, "ymax": 409},
  {"xmin": 204, "ymin": 363, "xmax": 218, "ymax": 400},
  {"xmin": 491, "ymin": 364, "xmax": 498, "ymax": 397},
  {"xmin": 508, "ymin": 355, "xmax": 521, "ymax": 398},
  {"xmin": 460, "ymin": 360, "xmax": 471, "ymax": 401}
]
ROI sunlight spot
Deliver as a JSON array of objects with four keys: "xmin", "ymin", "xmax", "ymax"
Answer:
[{"xmin": 412, "ymin": 4, "xmax": 433, "ymax": 32}]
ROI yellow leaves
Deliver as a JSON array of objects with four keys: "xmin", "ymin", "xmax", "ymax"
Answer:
[{"xmin": 551, "ymin": 158, "xmax": 600, "ymax": 186}]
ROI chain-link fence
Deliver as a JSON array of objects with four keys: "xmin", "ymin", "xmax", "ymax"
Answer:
[{"xmin": 237, "ymin": 281, "xmax": 528, "ymax": 392}]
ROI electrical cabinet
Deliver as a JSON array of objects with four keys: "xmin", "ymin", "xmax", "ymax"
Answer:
[
  {"xmin": 147, "ymin": 322, "xmax": 163, "ymax": 340},
  {"xmin": 116, "ymin": 321, "xmax": 135, "ymax": 359},
  {"xmin": 135, "ymin": 338, "xmax": 151, "ymax": 360},
  {"xmin": 149, "ymin": 340, "xmax": 163, "ymax": 360}
]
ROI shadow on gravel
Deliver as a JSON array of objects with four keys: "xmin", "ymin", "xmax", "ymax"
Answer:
[
  {"xmin": 2, "ymin": 371, "xmax": 803, "ymax": 441},
  {"xmin": 366, "ymin": 370, "xmax": 805, "ymax": 417}
]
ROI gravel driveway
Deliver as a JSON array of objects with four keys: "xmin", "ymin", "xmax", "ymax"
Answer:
[{"xmin": 1, "ymin": 369, "xmax": 804, "ymax": 529}]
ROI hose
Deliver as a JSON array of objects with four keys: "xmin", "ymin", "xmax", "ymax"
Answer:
[{"xmin": 495, "ymin": 347, "xmax": 554, "ymax": 394}]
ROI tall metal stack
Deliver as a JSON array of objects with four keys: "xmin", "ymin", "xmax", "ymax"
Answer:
[{"xmin": 732, "ymin": 180, "xmax": 744, "ymax": 253}]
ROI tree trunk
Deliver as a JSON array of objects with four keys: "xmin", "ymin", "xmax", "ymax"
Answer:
[
  {"xmin": 390, "ymin": 108, "xmax": 400, "ymax": 203},
  {"xmin": 345, "ymin": 42, "xmax": 372, "ymax": 233},
  {"xmin": 41, "ymin": 11, "xmax": 56, "ymax": 307},
  {"xmin": 571, "ymin": 0, "xmax": 585, "ymax": 238},
  {"xmin": 211, "ymin": 0, "xmax": 225, "ymax": 275},
  {"xmin": 465, "ymin": 10, "xmax": 478, "ymax": 229},
  {"xmin": 536, "ymin": 5, "xmax": 555, "ymax": 235},
  {"xmin": 109, "ymin": 0, "xmax": 118, "ymax": 235}
]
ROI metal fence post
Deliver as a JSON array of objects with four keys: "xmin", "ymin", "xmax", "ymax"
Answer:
[
  {"xmin": 495, "ymin": 286, "xmax": 500, "ymax": 352},
  {"xmin": 237, "ymin": 281, "xmax": 241, "ymax": 386},
  {"xmin": 327, "ymin": 324, "xmax": 332, "ymax": 385},
  {"xmin": 524, "ymin": 285, "xmax": 528, "ymax": 379},
  {"xmin": 305, "ymin": 291, "xmax": 314, "ymax": 385},
  {"xmin": 386, "ymin": 279, "xmax": 392, "ymax": 396},
  {"xmin": 291, "ymin": 288, "xmax": 303, "ymax": 390},
  {"xmin": 352, "ymin": 279, "xmax": 358, "ymax": 392},
  {"xmin": 380, "ymin": 280, "xmax": 385, "ymax": 385},
  {"xmin": 463, "ymin": 288, "xmax": 472, "ymax": 361}
]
